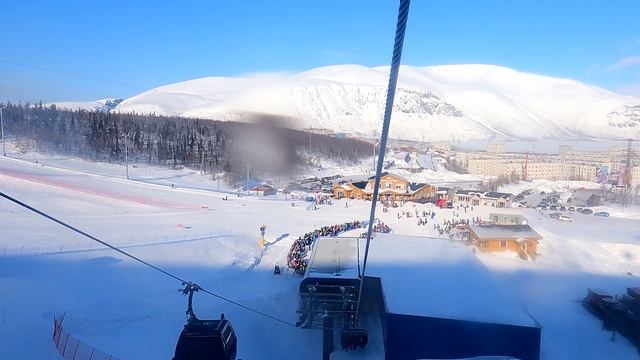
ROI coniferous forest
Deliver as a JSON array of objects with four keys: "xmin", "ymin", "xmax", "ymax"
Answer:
[{"xmin": 1, "ymin": 103, "xmax": 371, "ymax": 181}]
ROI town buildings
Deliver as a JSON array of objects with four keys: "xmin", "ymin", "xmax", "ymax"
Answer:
[{"xmin": 455, "ymin": 144, "xmax": 639, "ymax": 186}]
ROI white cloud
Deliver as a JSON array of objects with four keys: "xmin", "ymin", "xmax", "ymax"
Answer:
[{"xmin": 607, "ymin": 55, "xmax": 640, "ymax": 72}]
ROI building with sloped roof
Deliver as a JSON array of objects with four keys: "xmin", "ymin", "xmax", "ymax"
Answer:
[
  {"xmin": 333, "ymin": 172, "xmax": 436, "ymax": 202},
  {"xmin": 454, "ymin": 190, "xmax": 514, "ymax": 208},
  {"xmin": 251, "ymin": 185, "xmax": 277, "ymax": 196},
  {"xmin": 465, "ymin": 223, "xmax": 541, "ymax": 260}
]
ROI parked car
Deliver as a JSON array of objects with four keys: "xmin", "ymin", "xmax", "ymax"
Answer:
[
  {"xmin": 581, "ymin": 208, "xmax": 594, "ymax": 215},
  {"xmin": 560, "ymin": 206, "xmax": 566, "ymax": 211},
  {"xmin": 550, "ymin": 212, "xmax": 562, "ymax": 219},
  {"xmin": 550, "ymin": 205, "xmax": 559, "ymax": 211},
  {"xmin": 568, "ymin": 206, "xmax": 575, "ymax": 211},
  {"xmin": 594, "ymin": 211, "xmax": 609, "ymax": 217},
  {"xmin": 576, "ymin": 207, "xmax": 584, "ymax": 213},
  {"xmin": 558, "ymin": 215, "xmax": 573, "ymax": 222}
]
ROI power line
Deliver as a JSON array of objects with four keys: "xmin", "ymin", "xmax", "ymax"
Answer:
[
  {"xmin": 0, "ymin": 191, "xmax": 296, "ymax": 328},
  {"xmin": 0, "ymin": 58, "xmax": 135, "ymax": 88}
]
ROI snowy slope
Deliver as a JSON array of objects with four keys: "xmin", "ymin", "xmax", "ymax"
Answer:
[
  {"xmin": 111, "ymin": 64, "xmax": 640, "ymax": 141},
  {"xmin": 50, "ymin": 97, "xmax": 123, "ymax": 112},
  {"xmin": 3, "ymin": 148, "xmax": 640, "ymax": 359}
]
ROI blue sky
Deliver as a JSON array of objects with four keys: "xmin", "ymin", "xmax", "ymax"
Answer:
[{"xmin": 2, "ymin": 0, "xmax": 639, "ymax": 102}]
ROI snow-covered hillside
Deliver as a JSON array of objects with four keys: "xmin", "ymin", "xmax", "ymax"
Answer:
[
  {"xmin": 51, "ymin": 97, "xmax": 123, "ymax": 112},
  {"xmin": 106, "ymin": 64, "xmax": 640, "ymax": 141}
]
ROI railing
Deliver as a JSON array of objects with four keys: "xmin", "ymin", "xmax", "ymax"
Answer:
[{"xmin": 52, "ymin": 314, "xmax": 121, "ymax": 360}]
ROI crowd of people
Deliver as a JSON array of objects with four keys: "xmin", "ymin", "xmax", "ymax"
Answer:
[
  {"xmin": 373, "ymin": 221, "xmax": 391, "ymax": 233},
  {"xmin": 435, "ymin": 218, "xmax": 469, "ymax": 236},
  {"xmin": 313, "ymin": 194, "xmax": 333, "ymax": 205},
  {"xmin": 395, "ymin": 205, "xmax": 438, "ymax": 227},
  {"xmin": 286, "ymin": 220, "xmax": 371, "ymax": 275},
  {"xmin": 389, "ymin": 202, "xmax": 489, "ymax": 240}
]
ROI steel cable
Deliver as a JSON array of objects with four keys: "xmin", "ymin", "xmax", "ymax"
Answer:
[{"xmin": 356, "ymin": 0, "xmax": 411, "ymax": 318}]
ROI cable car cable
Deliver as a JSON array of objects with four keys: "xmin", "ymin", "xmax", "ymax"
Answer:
[
  {"xmin": 0, "ymin": 191, "xmax": 297, "ymax": 327},
  {"xmin": 0, "ymin": 58, "xmax": 136, "ymax": 87},
  {"xmin": 357, "ymin": 0, "xmax": 411, "ymax": 316}
]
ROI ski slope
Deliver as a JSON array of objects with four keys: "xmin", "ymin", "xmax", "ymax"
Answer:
[{"xmin": 1, "ymin": 154, "xmax": 640, "ymax": 359}]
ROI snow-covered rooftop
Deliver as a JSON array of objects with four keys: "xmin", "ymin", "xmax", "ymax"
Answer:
[
  {"xmin": 468, "ymin": 224, "xmax": 541, "ymax": 240},
  {"xmin": 306, "ymin": 237, "xmax": 361, "ymax": 279},
  {"xmin": 365, "ymin": 234, "xmax": 538, "ymax": 327}
]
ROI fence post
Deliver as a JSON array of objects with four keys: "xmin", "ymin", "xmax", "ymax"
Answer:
[
  {"xmin": 52, "ymin": 316, "xmax": 58, "ymax": 342},
  {"xmin": 72, "ymin": 339, "xmax": 80, "ymax": 360},
  {"xmin": 61, "ymin": 333, "xmax": 70, "ymax": 356}
]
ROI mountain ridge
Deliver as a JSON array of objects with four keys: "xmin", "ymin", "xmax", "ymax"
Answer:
[{"xmin": 53, "ymin": 64, "xmax": 640, "ymax": 141}]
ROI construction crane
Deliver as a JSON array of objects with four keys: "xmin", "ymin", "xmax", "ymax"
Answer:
[
  {"xmin": 522, "ymin": 151, "xmax": 529, "ymax": 181},
  {"xmin": 623, "ymin": 139, "xmax": 633, "ymax": 188}
]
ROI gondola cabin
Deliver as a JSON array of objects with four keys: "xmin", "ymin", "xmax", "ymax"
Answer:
[{"xmin": 173, "ymin": 316, "xmax": 237, "ymax": 360}]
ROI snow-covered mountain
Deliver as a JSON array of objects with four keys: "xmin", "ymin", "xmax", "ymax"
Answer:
[
  {"xmin": 86, "ymin": 65, "xmax": 640, "ymax": 141},
  {"xmin": 51, "ymin": 97, "xmax": 123, "ymax": 112}
]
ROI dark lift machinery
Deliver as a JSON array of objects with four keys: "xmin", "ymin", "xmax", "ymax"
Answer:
[{"xmin": 296, "ymin": 237, "xmax": 369, "ymax": 354}]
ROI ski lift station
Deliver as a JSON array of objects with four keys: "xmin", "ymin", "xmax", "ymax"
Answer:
[{"xmin": 298, "ymin": 234, "xmax": 541, "ymax": 360}]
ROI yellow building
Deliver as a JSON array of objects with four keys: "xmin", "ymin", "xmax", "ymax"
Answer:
[{"xmin": 465, "ymin": 223, "xmax": 541, "ymax": 260}]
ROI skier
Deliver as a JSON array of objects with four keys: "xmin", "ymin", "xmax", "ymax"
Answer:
[{"xmin": 259, "ymin": 224, "xmax": 267, "ymax": 248}]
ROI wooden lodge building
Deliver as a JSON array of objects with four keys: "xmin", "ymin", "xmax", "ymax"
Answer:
[
  {"xmin": 464, "ymin": 222, "xmax": 541, "ymax": 260},
  {"xmin": 333, "ymin": 172, "xmax": 436, "ymax": 202}
]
